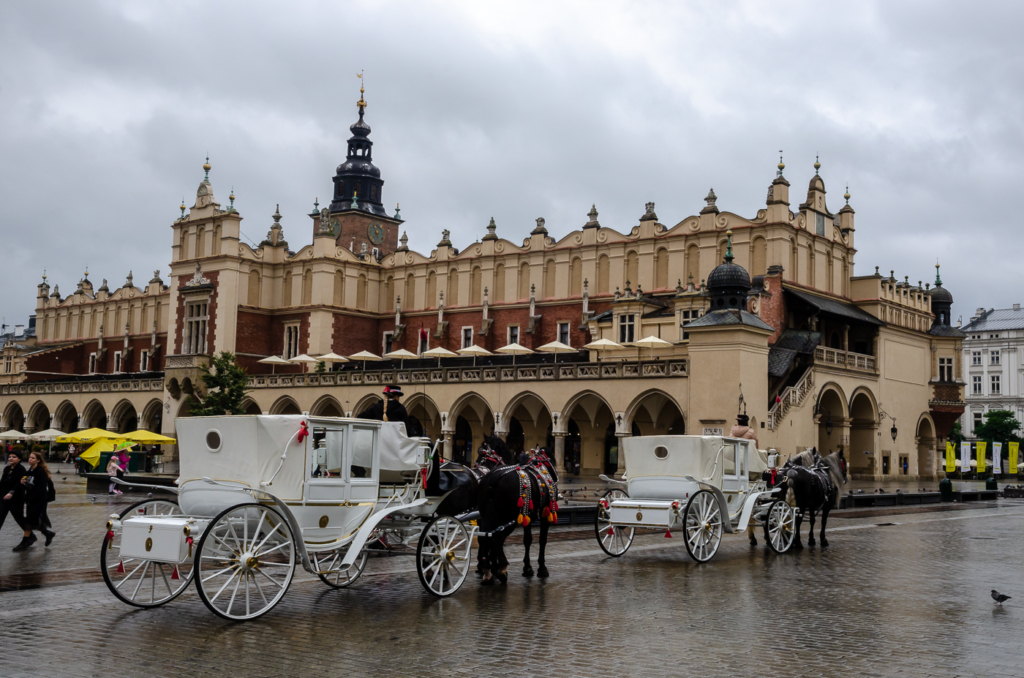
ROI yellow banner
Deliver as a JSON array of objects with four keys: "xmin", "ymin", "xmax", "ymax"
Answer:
[
  {"xmin": 945, "ymin": 442, "xmax": 956, "ymax": 473},
  {"xmin": 977, "ymin": 441, "xmax": 987, "ymax": 473},
  {"xmin": 1010, "ymin": 442, "xmax": 1019, "ymax": 475}
]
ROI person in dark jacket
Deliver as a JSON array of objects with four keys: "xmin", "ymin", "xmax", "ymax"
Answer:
[
  {"xmin": 14, "ymin": 451, "xmax": 55, "ymax": 551},
  {"xmin": 358, "ymin": 385, "xmax": 409, "ymax": 431},
  {"xmin": 1, "ymin": 450, "xmax": 27, "ymax": 534}
]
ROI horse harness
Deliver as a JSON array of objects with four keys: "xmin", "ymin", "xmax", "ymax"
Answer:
[{"xmin": 488, "ymin": 455, "xmax": 560, "ymax": 527}]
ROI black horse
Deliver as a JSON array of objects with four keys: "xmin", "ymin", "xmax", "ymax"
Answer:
[
  {"xmin": 476, "ymin": 437, "xmax": 560, "ymax": 585},
  {"xmin": 779, "ymin": 448, "xmax": 847, "ymax": 548}
]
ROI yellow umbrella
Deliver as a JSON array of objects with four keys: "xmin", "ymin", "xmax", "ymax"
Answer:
[
  {"xmin": 56, "ymin": 428, "xmax": 122, "ymax": 444},
  {"xmin": 79, "ymin": 439, "xmax": 119, "ymax": 469},
  {"xmin": 121, "ymin": 430, "xmax": 177, "ymax": 445}
]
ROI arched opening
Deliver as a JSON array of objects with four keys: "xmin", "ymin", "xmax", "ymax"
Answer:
[
  {"xmin": 383, "ymin": 276, "xmax": 394, "ymax": 311},
  {"xmin": 686, "ymin": 245, "xmax": 700, "ymax": 285},
  {"xmin": 543, "ymin": 259, "xmax": 556, "ymax": 299},
  {"xmin": 518, "ymin": 263, "xmax": 530, "ymax": 301},
  {"xmin": 405, "ymin": 274, "xmax": 416, "ymax": 309},
  {"xmin": 311, "ymin": 396, "xmax": 343, "ymax": 417},
  {"xmin": 570, "ymin": 257, "xmax": 582, "ymax": 296},
  {"xmin": 334, "ymin": 271, "xmax": 345, "ymax": 307},
  {"xmin": 627, "ymin": 391, "xmax": 685, "ymax": 438},
  {"xmin": 448, "ymin": 393, "xmax": 494, "ymax": 464},
  {"xmin": 27, "ymin": 401, "xmax": 50, "ymax": 434},
  {"xmin": 82, "ymin": 400, "xmax": 107, "ymax": 430},
  {"xmin": 597, "ymin": 255, "xmax": 610, "ymax": 294},
  {"xmin": 270, "ymin": 396, "xmax": 302, "ymax": 415},
  {"xmin": 815, "ymin": 386, "xmax": 848, "ymax": 455},
  {"xmin": 625, "ymin": 251, "xmax": 639, "ymax": 287},
  {"xmin": 111, "ymin": 399, "xmax": 139, "ymax": 434},
  {"xmin": 447, "ymin": 268, "xmax": 459, "ymax": 307},
  {"xmin": 453, "ymin": 416, "xmax": 473, "ymax": 464},
  {"xmin": 494, "ymin": 264, "xmax": 505, "ymax": 303},
  {"xmin": 503, "ymin": 392, "xmax": 552, "ymax": 455},
  {"xmin": 240, "ymin": 397, "xmax": 263, "ymax": 415},
  {"xmin": 426, "ymin": 271, "xmax": 437, "ymax": 308},
  {"xmin": 53, "ymin": 400, "xmax": 79, "ymax": 433},
  {"xmin": 470, "ymin": 266, "xmax": 482, "ymax": 305},
  {"xmin": 563, "ymin": 391, "xmax": 616, "ymax": 475},
  {"xmin": 916, "ymin": 416, "xmax": 936, "ymax": 480},
  {"xmin": 405, "ymin": 394, "xmax": 442, "ymax": 441},
  {"xmin": 141, "ymin": 399, "xmax": 163, "ymax": 432},
  {"xmin": 302, "ymin": 269, "xmax": 313, "ymax": 305},
  {"xmin": 507, "ymin": 417, "xmax": 525, "ymax": 454},
  {"xmin": 654, "ymin": 248, "xmax": 669, "ymax": 289},
  {"xmin": 2, "ymin": 401, "xmax": 25, "ymax": 433}
]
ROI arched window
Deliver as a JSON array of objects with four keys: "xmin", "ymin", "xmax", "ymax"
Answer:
[
  {"xmin": 179, "ymin": 229, "xmax": 188, "ymax": 258},
  {"xmin": 384, "ymin": 276, "xmax": 394, "ymax": 311},
  {"xmin": 751, "ymin": 237, "xmax": 767, "ymax": 277},
  {"xmin": 427, "ymin": 271, "xmax": 437, "ymax": 307},
  {"xmin": 195, "ymin": 226, "xmax": 205, "ymax": 259},
  {"xmin": 447, "ymin": 268, "xmax": 459, "ymax": 307},
  {"xmin": 494, "ymin": 263, "xmax": 505, "ymax": 303},
  {"xmin": 570, "ymin": 257, "xmax": 582, "ymax": 296},
  {"xmin": 357, "ymin": 274, "xmax": 367, "ymax": 310},
  {"xmin": 625, "ymin": 251, "xmax": 639, "ymax": 286},
  {"xmin": 248, "ymin": 270, "xmax": 261, "ymax": 306},
  {"xmin": 334, "ymin": 271, "xmax": 345, "ymax": 306},
  {"xmin": 470, "ymin": 266, "xmax": 482, "ymax": 305},
  {"xmin": 789, "ymin": 241, "xmax": 798, "ymax": 282},
  {"xmin": 654, "ymin": 248, "xmax": 668, "ymax": 289},
  {"xmin": 686, "ymin": 245, "xmax": 700, "ymax": 285},
  {"xmin": 597, "ymin": 255, "xmax": 610, "ymax": 294},
  {"xmin": 302, "ymin": 269, "xmax": 313, "ymax": 305},
  {"xmin": 544, "ymin": 259, "xmax": 556, "ymax": 298},
  {"xmin": 282, "ymin": 271, "xmax": 293, "ymax": 307},
  {"xmin": 826, "ymin": 252, "xmax": 834, "ymax": 293},
  {"xmin": 518, "ymin": 262, "xmax": 530, "ymax": 300},
  {"xmin": 405, "ymin": 274, "xmax": 416, "ymax": 309},
  {"xmin": 808, "ymin": 250, "xmax": 816, "ymax": 289},
  {"xmin": 213, "ymin": 224, "xmax": 221, "ymax": 256}
]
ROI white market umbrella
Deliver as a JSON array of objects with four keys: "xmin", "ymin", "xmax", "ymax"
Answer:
[
  {"xmin": 289, "ymin": 354, "xmax": 319, "ymax": 373},
  {"xmin": 28, "ymin": 428, "xmax": 66, "ymax": 441},
  {"xmin": 457, "ymin": 344, "xmax": 492, "ymax": 366},
  {"xmin": 497, "ymin": 342, "xmax": 534, "ymax": 365},
  {"xmin": 349, "ymin": 350, "xmax": 382, "ymax": 370},
  {"xmin": 422, "ymin": 346, "xmax": 458, "ymax": 367},
  {"xmin": 583, "ymin": 338, "xmax": 623, "ymax": 362},
  {"xmin": 633, "ymin": 335, "xmax": 672, "ymax": 360},
  {"xmin": 258, "ymin": 355, "xmax": 290, "ymax": 374},
  {"xmin": 536, "ymin": 341, "xmax": 576, "ymax": 363},
  {"xmin": 0, "ymin": 430, "xmax": 27, "ymax": 441},
  {"xmin": 384, "ymin": 348, "xmax": 418, "ymax": 369},
  {"xmin": 316, "ymin": 353, "xmax": 349, "ymax": 371}
]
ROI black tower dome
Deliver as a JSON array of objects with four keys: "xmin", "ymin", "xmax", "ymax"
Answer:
[
  {"xmin": 930, "ymin": 263, "xmax": 953, "ymax": 326},
  {"xmin": 329, "ymin": 84, "xmax": 388, "ymax": 217},
  {"xmin": 706, "ymin": 230, "xmax": 751, "ymax": 310}
]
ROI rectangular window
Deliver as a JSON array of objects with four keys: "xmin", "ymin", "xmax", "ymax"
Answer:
[
  {"xmin": 507, "ymin": 325, "xmax": 520, "ymax": 346},
  {"xmin": 461, "ymin": 326, "xmax": 473, "ymax": 349},
  {"xmin": 972, "ymin": 351, "xmax": 982, "ymax": 365},
  {"xmin": 618, "ymin": 314, "xmax": 635, "ymax": 344},
  {"xmin": 382, "ymin": 331, "xmax": 394, "ymax": 355},
  {"xmin": 991, "ymin": 375, "xmax": 1001, "ymax": 394},
  {"xmin": 558, "ymin": 322, "xmax": 570, "ymax": 346},
  {"xmin": 973, "ymin": 411, "xmax": 983, "ymax": 431},
  {"xmin": 89, "ymin": 353, "xmax": 97, "ymax": 374},
  {"xmin": 972, "ymin": 376, "xmax": 982, "ymax": 394},
  {"xmin": 418, "ymin": 330, "xmax": 429, "ymax": 355},
  {"xmin": 114, "ymin": 350, "xmax": 122, "ymax": 373},
  {"xmin": 184, "ymin": 300, "xmax": 209, "ymax": 355},
  {"xmin": 815, "ymin": 213, "xmax": 825, "ymax": 236},
  {"xmin": 3, "ymin": 356, "xmax": 11, "ymax": 374},
  {"xmin": 140, "ymin": 350, "xmax": 149, "ymax": 372},
  {"xmin": 284, "ymin": 323, "xmax": 300, "ymax": 359},
  {"xmin": 991, "ymin": 350, "xmax": 1000, "ymax": 365},
  {"xmin": 938, "ymin": 357, "xmax": 952, "ymax": 382}
]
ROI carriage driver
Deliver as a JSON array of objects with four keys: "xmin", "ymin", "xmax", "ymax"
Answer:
[
  {"xmin": 728, "ymin": 413, "xmax": 759, "ymax": 449},
  {"xmin": 357, "ymin": 385, "xmax": 410, "ymax": 430}
]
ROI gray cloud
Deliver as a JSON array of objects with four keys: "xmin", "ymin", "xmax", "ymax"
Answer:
[{"xmin": 1, "ymin": 0, "xmax": 1021, "ymax": 329}]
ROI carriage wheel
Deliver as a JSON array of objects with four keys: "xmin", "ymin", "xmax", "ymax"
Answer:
[
  {"xmin": 683, "ymin": 490, "xmax": 723, "ymax": 563},
  {"xmin": 416, "ymin": 515, "xmax": 472, "ymax": 597},
  {"xmin": 194, "ymin": 504, "xmax": 295, "ymax": 621},
  {"xmin": 101, "ymin": 498, "xmax": 194, "ymax": 608},
  {"xmin": 763, "ymin": 500, "xmax": 796, "ymax": 553},
  {"xmin": 314, "ymin": 545, "xmax": 369, "ymax": 589},
  {"xmin": 595, "ymin": 489, "xmax": 634, "ymax": 557}
]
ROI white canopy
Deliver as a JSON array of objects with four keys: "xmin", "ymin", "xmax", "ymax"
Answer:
[
  {"xmin": 536, "ymin": 341, "xmax": 575, "ymax": 353},
  {"xmin": 317, "ymin": 352, "xmax": 349, "ymax": 363},
  {"xmin": 348, "ymin": 350, "xmax": 382, "ymax": 361},
  {"xmin": 583, "ymin": 338, "xmax": 623, "ymax": 351},
  {"xmin": 289, "ymin": 354, "xmax": 318, "ymax": 363},
  {"xmin": 384, "ymin": 349, "xmax": 418, "ymax": 359},
  {"xmin": 421, "ymin": 347, "xmax": 458, "ymax": 358},
  {"xmin": 0, "ymin": 430, "xmax": 27, "ymax": 441},
  {"xmin": 28, "ymin": 428, "xmax": 66, "ymax": 441},
  {"xmin": 496, "ymin": 342, "xmax": 533, "ymax": 355},
  {"xmin": 457, "ymin": 345, "xmax": 492, "ymax": 357},
  {"xmin": 633, "ymin": 335, "xmax": 673, "ymax": 348},
  {"xmin": 258, "ymin": 355, "xmax": 290, "ymax": 365}
]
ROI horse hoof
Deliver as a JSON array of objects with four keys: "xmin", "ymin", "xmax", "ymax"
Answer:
[
  {"xmin": 749, "ymin": 538, "xmax": 758, "ymax": 547},
  {"xmin": 808, "ymin": 539, "xmax": 815, "ymax": 547},
  {"xmin": 792, "ymin": 541, "xmax": 804, "ymax": 550},
  {"xmin": 481, "ymin": 577, "xmax": 495, "ymax": 586},
  {"xmin": 496, "ymin": 571, "xmax": 508, "ymax": 585},
  {"xmin": 537, "ymin": 566, "xmax": 549, "ymax": 578},
  {"xmin": 523, "ymin": 566, "xmax": 534, "ymax": 578},
  {"xmin": 820, "ymin": 539, "xmax": 829, "ymax": 548}
]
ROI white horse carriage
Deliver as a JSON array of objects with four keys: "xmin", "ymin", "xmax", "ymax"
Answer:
[
  {"xmin": 595, "ymin": 435, "xmax": 797, "ymax": 561},
  {"xmin": 101, "ymin": 415, "xmax": 475, "ymax": 620}
]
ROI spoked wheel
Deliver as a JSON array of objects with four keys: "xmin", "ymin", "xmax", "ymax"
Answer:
[
  {"xmin": 416, "ymin": 515, "xmax": 472, "ymax": 597},
  {"xmin": 194, "ymin": 504, "xmax": 295, "ymax": 621},
  {"xmin": 763, "ymin": 500, "xmax": 796, "ymax": 553},
  {"xmin": 683, "ymin": 490, "xmax": 723, "ymax": 563},
  {"xmin": 101, "ymin": 499, "xmax": 194, "ymax": 608},
  {"xmin": 313, "ymin": 545, "xmax": 369, "ymax": 589},
  {"xmin": 595, "ymin": 488, "xmax": 634, "ymax": 557}
]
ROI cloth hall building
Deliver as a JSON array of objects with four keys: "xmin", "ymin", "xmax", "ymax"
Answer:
[{"xmin": 0, "ymin": 94, "xmax": 966, "ymax": 480}]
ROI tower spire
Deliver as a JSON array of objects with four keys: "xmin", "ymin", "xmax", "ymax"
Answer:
[
  {"xmin": 356, "ymin": 71, "xmax": 366, "ymax": 116},
  {"xmin": 935, "ymin": 261, "xmax": 942, "ymax": 286},
  {"xmin": 724, "ymin": 229, "xmax": 734, "ymax": 263}
]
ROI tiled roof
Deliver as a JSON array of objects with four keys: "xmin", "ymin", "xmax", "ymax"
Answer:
[
  {"xmin": 685, "ymin": 309, "xmax": 774, "ymax": 331},
  {"xmin": 784, "ymin": 287, "xmax": 885, "ymax": 326}
]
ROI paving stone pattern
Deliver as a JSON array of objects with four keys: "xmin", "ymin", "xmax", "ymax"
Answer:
[{"xmin": 1, "ymin": 471, "xmax": 1023, "ymax": 677}]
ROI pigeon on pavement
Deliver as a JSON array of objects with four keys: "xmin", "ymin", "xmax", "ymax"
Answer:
[{"xmin": 992, "ymin": 590, "xmax": 1011, "ymax": 605}]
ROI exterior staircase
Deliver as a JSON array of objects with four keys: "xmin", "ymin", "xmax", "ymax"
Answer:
[{"xmin": 767, "ymin": 366, "xmax": 814, "ymax": 430}]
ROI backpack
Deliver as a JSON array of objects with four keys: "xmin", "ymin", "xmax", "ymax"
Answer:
[{"xmin": 47, "ymin": 477, "xmax": 56, "ymax": 502}]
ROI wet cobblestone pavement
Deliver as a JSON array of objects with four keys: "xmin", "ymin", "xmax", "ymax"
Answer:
[{"xmin": 2, "ymin": 469, "xmax": 1023, "ymax": 677}]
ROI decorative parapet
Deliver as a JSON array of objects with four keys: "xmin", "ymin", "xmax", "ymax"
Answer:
[
  {"xmin": 814, "ymin": 346, "xmax": 876, "ymax": 372},
  {"xmin": 1, "ymin": 378, "xmax": 165, "ymax": 396}
]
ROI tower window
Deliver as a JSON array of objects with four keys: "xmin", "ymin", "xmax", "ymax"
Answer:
[
  {"xmin": 184, "ymin": 300, "xmax": 209, "ymax": 355},
  {"xmin": 284, "ymin": 323, "xmax": 300, "ymax": 360},
  {"xmin": 618, "ymin": 314, "xmax": 636, "ymax": 344},
  {"xmin": 938, "ymin": 357, "xmax": 952, "ymax": 382}
]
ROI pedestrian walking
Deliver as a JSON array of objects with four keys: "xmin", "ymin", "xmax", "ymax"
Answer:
[
  {"xmin": 13, "ymin": 451, "xmax": 55, "ymax": 551},
  {"xmin": 106, "ymin": 455, "xmax": 122, "ymax": 495},
  {"xmin": 1, "ymin": 450, "xmax": 27, "ymax": 535}
]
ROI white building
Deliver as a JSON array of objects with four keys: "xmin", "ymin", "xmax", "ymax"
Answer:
[{"xmin": 961, "ymin": 304, "xmax": 1024, "ymax": 438}]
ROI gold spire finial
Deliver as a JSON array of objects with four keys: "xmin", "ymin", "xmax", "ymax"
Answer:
[{"xmin": 356, "ymin": 71, "xmax": 366, "ymax": 113}]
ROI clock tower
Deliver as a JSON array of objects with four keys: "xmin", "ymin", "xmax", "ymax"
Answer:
[{"xmin": 317, "ymin": 81, "xmax": 402, "ymax": 257}]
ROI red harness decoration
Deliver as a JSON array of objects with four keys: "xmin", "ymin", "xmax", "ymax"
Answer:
[{"xmin": 297, "ymin": 420, "xmax": 309, "ymax": 444}]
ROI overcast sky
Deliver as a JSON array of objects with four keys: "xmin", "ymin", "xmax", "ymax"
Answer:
[{"xmin": 1, "ymin": 1, "xmax": 1021, "ymax": 330}]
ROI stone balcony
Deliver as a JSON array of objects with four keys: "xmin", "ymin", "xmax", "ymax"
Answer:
[
  {"xmin": 814, "ymin": 346, "xmax": 876, "ymax": 372},
  {"xmin": 246, "ymin": 359, "xmax": 688, "ymax": 389}
]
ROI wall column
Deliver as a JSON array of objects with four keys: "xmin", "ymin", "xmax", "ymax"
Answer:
[{"xmin": 553, "ymin": 433, "xmax": 565, "ymax": 472}]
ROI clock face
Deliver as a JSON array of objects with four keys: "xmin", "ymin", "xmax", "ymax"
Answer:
[
  {"xmin": 367, "ymin": 221, "xmax": 385, "ymax": 245},
  {"xmin": 328, "ymin": 217, "xmax": 341, "ymax": 234}
]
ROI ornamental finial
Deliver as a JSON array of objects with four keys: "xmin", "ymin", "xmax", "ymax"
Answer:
[
  {"xmin": 203, "ymin": 155, "xmax": 211, "ymax": 181},
  {"xmin": 814, "ymin": 154, "xmax": 820, "ymax": 175},
  {"xmin": 356, "ymin": 71, "xmax": 366, "ymax": 114},
  {"xmin": 844, "ymin": 185, "xmax": 851, "ymax": 205},
  {"xmin": 777, "ymin": 151, "xmax": 785, "ymax": 176},
  {"xmin": 935, "ymin": 261, "xmax": 942, "ymax": 286},
  {"xmin": 724, "ymin": 229, "xmax": 734, "ymax": 264}
]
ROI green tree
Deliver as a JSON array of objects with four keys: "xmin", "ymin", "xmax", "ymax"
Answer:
[
  {"xmin": 974, "ymin": 410, "xmax": 1022, "ymax": 470},
  {"xmin": 188, "ymin": 351, "xmax": 252, "ymax": 417},
  {"xmin": 947, "ymin": 421, "xmax": 965, "ymax": 446},
  {"xmin": 315, "ymin": 360, "xmax": 326, "ymax": 374}
]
